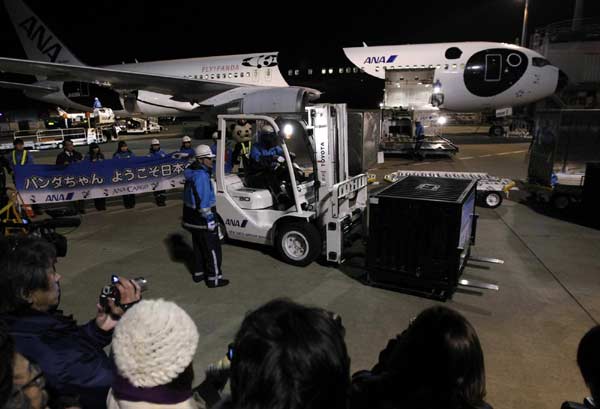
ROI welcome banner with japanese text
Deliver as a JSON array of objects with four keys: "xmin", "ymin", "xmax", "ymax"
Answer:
[{"xmin": 15, "ymin": 155, "xmax": 189, "ymax": 204}]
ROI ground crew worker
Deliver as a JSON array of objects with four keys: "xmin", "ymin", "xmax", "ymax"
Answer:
[
  {"xmin": 56, "ymin": 140, "xmax": 85, "ymax": 213},
  {"xmin": 177, "ymin": 135, "xmax": 195, "ymax": 159},
  {"xmin": 414, "ymin": 121, "xmax": 426, "ymax": 160},
  {"xmin": 210, "ymin": 131, "xmax": 233, "ymax": 174},
  {"xmin": 182, "ymin": 145, "xmax": 229, "ymax": 288},
  {"xmin": 245, "ymin": 125, "xmax": 290, "ymax": 208},
  {"xmin": 9, "ymin": 138, "xmax": 33, "ymax": 180},
  {"xmin": 148, "ymin": 138, "xmax": 167, "ymax": 206},
  {"xmin": 85, "ymin": 143, "xmax": 106, "ymax": 211},
  {"xmin": 113, "ymin": 141, "xmax": 136, "ymax": 209}
]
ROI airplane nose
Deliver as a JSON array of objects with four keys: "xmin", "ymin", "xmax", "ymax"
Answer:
[{"xmin": 555, "ymin": 69, "xmax": 568, "ymax": 93}]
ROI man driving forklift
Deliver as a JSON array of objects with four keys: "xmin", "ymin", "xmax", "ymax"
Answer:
[{"xmin": 244, "ymin": 124, "xmax": 292, "ymax": 210}]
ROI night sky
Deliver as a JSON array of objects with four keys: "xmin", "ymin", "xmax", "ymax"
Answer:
[{"xmin": 0, "ymin": 0, "xmax": 598, "ymax": 110}]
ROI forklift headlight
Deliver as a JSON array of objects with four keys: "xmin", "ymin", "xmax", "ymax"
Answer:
[{"xmin": 283, "ymin": 124, "xmax": 294, "ymax": 139}]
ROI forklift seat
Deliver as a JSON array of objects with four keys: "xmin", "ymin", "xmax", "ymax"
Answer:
[{"xmin": 224, "ymin": 174, "xmax": 274, "ymax": 210}]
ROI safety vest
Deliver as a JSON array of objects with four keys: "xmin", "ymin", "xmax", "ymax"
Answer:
[
  {"xmin": 12, "ymin": 150, "xmax": 27, "ymax": 166},
  {"xmin": 241, "ymin": 141, "xmax": 252, "ymax": 156}
]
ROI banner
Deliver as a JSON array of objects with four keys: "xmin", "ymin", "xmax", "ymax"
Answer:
[{"xmin": 15, "ymin": 155, "xmax": 189, "ymax": 205}]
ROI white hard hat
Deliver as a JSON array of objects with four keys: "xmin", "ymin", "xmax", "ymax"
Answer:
[
  {"xmin": 182, "ymin": 135, "xmax": 192, "ymax": 143},
  {"xmin": 195, "ymin": 144, "xmax": 215, "ymax": 159},
  {"xmin": 151, "ymin": 138, "xmax": 160, "ymax": 145},
  {"xmin": 261, "ymin": 124, "xmax": 275, "ymax": 133},
  {"xmin": 212, "ymin": 131, "xmax": 219, "ymax": 139}
]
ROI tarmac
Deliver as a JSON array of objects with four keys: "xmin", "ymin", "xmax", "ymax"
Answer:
[{"xmin": 15, "ymin": 132, "xmax": 600, "ymax": 409}]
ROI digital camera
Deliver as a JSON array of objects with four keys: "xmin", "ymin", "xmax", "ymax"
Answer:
[{"xmin": 99, "ymin": 275, "xmax": 147, "ymax": 312}]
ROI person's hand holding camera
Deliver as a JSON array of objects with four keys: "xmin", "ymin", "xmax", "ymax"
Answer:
[{"xmin": 95, "ymin": 277, "xmax": 141, "ymax": 332}]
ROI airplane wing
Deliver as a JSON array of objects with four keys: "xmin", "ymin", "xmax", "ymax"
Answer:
[
  {"xmin": 0, "ymin": 80, "xmax": 59, "ymax": 93},
  {"xmin": 0, "ymin": 57, "xmax": 240, "ymax": 101}
]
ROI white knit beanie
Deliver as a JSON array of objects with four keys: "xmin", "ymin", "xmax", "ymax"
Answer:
[{"xmin": 112, "ymin": 299, "xmax": 199, "ymax": 388}]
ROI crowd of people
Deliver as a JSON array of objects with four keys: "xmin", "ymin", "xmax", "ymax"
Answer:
[
  {"xmin": 0, "ymin": 135, "xmax": 204, "ymax": 213},
  {"xmin": 0, "ymin": 238, "xmax": 598, "ymax": 409}
]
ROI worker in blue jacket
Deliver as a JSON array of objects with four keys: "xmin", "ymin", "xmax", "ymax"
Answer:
[
  {"xmin": 113, "ymin": 141, "xmax": 136, "ymax": 209},
  {"xmin": 148, "ymin": 138, "xmax": 167, "ymax": 206},
  {"xmin": 245, "ymin": 125, "xmax": 290, "ymax": 208},
  {"xmin": 182, "ymin": 145, "xmax": 229, "ymax": 288},
  {"xmin": 175, "ymin": 135, "xmax": 195, "ymax": 159}
]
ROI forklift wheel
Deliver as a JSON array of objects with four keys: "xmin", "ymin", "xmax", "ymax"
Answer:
[
  {"xmin": 483, "ymin": 191, "xmax": 503, "ymax": 209},
  {"xmin": 275, "ymin": 222, "xmax": 322, "ymax": 266}
]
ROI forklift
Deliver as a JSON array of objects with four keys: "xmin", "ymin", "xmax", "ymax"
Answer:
[{"xmin": 213, "ymin": 104, "xmax": 368, "ymax": 266}]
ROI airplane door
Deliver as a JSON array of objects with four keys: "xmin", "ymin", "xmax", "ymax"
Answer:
[
  {"xmin": 485, "ymin": 54, "xmax": 502, "ymax": 82},
  {"xmin": 252, "ymin": 69, "xmax": 258, "ymax": 83},
  {"xmin": 265, "ymin": 68, "xmax": 272, "ymax": 82}
]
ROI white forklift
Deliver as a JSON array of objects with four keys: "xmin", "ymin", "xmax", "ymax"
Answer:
[{"xmin": 213, "ymin": 104, "xmax": 368, "ymax": 266}]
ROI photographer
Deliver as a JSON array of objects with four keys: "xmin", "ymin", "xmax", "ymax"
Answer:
[{"xmin": 0, "ymin": 238, "xmax": 141, "ymax": 409}]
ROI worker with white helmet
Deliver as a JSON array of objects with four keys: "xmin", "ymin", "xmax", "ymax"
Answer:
[
  {"xmin": 176, "ymin": 135, "xmax": 195, "ymax": 159},
  {"xmin": 182, "ymin": 145, "xmax": 229, "ymax": 288},
  {"xmin": 148, "ymin": 138, "xmax": 167, "ymax": 206},
  {"xmin": 245, "ymin": 124, "xmax": 290, "ymax": 209}
]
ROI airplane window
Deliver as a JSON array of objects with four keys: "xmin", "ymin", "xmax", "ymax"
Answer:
[
  {"xmin": 194, "ymin": 75, "xmax": 198, "ymax": 79},
  {"xmin": 328, "ymin": 68, "xmax": 333, "ymax": 74},
  {"xmin": 240, "ymin": 72, "xmax": 244, "ymax": 78},
  {"xmin": 532, "ymin": 57, "xmax": 550, "ymax": 67},
  {"xmin": 308, "ymin": 68, "xmax": 313, "ymax": 75},
  {"xmin": 211, "ymin": 74, "xmax": 215, "ymax": 79},
  {"xmin": 436, "ymin": 64, "xmax": 441, "ymax": 68},
  {"xmin": 234, "ymin": 72, "xmax": 238, "ymax": 78},
  {"xmin": 288, "ymin": 69, "xmax": 293, "ymax": 76},
  {"xmin": 295, "ymin": 69, "xmax": 300, "ymax": 75},
  {"xmin": 375, "ymin": 67, "xmax": 380, "ymax": 72},
  {"xmin": 228, "ymin": 73, "xmax": 232, "ymax": 78},
  {"xmin": 445, "ymin": 47, "xmax": 463, "ymax": 59},
  {"xmin": 345, "ymin": 67, "xmax": 351, "ymax": 73},
  {"xmin": 321, "ymin": 68, "xmax": 326, "ymax": 74},
  {"xmin": 421, "ymin": 65, "xmax": 426, "ymax": 68},
  {"xmin": 460, "ymin": 63, "xmax": 465, "ymax": 69},
  {"xmin": 339, "ymin": 68, "xmax": 344, "ymax": 74},
  {"xmin": 353, "ymin": 67, "xmax": 359, "ymax": 73},
  {"xmin": 247, "ymin": 72, "xmax": 251, "ymax": 77},
  {"xmin": 452, "ymin": 64, "xmax": 457, "ymax": 69},
  {"xmin": 444, "ymin": 64, "xmax": 449, "ymax": 70}
]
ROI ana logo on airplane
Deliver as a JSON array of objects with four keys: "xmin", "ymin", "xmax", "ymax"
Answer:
[
  {"xmin": 19, "ymin": 16, "xmax": 63, "ymax": 63},
  {"xmin": 363, "ymin": 55, "xmax": 397, "ymax": 64},
  {"xmin": 242, "ymin": 54, "xmax": 278, "ymax": 68}
]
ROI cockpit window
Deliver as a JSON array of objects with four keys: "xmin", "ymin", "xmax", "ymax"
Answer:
[
  {"xmin": 532, "ymin": 57, "xmax": 551, "ymax": 67},
  {"xmin": 445, "ymin": 47, "xmax": 463, "ymax": 60}
]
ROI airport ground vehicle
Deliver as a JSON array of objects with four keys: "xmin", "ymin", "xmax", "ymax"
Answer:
[
  {"xmin": 114, "ymin": 117, "xmax": 162, "ymax": 135},
  {"xmin": 524, "ymin": 109, "xmax": 600, "ymax": 210},
  {"xmin": 0, "ymin": 108, "xmax": 115, "ymax": 152},
  {"xmin": 213, "ymin": 104, "xmax": 368, "ymax": 266}
]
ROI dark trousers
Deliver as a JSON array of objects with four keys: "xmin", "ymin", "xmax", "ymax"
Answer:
[
  {"xmin": 123, "ymin": 194, "xmax": 135, "ymax": 208},
  {"xmin": 191, "ymin": 228, "xmax": 223, "ymax": 284},
  {"xmin": 153, "ymin": 190, "xmax": 166, "ymax": 206},
  {"xmin": 93, "ymin": 198, "xmax": 106, "ymax": 211}
]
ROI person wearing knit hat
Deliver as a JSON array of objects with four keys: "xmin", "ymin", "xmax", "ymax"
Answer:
[{"xmin": 108, "ymin": 299, "xmax": 200, "ymax": 409}]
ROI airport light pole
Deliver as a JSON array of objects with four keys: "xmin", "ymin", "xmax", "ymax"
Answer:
[{"xmin": 520, "ymin": 0, "xmax": 530, "ymax": 47}]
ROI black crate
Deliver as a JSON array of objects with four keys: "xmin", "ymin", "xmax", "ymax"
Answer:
[{"xmin": 367, "ymin": 176, "xmax": 478, "ymax": 300}]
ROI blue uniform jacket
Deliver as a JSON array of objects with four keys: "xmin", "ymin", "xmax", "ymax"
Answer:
[
  {"xmin": 1, "ymin": 310, "xmax": 114, "ymax": 409},
  {"xmin": 9, "ymin": 149, "xmax": 34, "ymax": 171},
  {"xmin": 183, "ymin": 164, "xmax": 215, "ymax": 224},
  {"xmin": 113, "ymin": 150, "xmax": 135, "ymax": 159},
  {"xmin": 210, "ymin": 143, "xmax": 233, "ymax": 174},
  {"xmin": 177, "ymin": 147, "xmax": 196, "ymax": 158},
  {"xmin": 249, "ymin": 143, "xmax": 283, "ymax": 169},
  {"xmin": 148, "ymin": 149, "xmax": 168, "ymax": 159}
]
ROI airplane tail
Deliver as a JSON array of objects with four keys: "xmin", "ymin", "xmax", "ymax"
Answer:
[{"xmin": 4, "ymin": 0, "xmax": 84, "ymax": 66}]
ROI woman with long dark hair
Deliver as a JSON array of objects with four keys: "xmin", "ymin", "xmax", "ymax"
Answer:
[{"xmin": 352, "ymin": 306, "xmax": 491, "ymax": 409}]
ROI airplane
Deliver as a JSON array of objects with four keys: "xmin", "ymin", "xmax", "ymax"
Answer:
[{"xmin": 0, "ymin": 0, "xmax": 566, "ymax": 123}]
